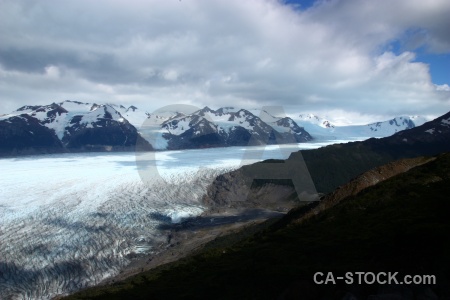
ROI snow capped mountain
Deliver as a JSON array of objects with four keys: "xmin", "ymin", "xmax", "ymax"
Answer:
[
  {"xmin": 0, "ymin": 100, "xmax": 434, "ymax": 156},
  {"xmin": 298, "ymin": 113, "xmax": 335, "ymax": 128},
  {"xmin": 333, "ymin": 115, "xmax": 428, "ymax": 138},
  {"xmin": 157, "ymin": 107, "xmax": 313, "ymax": 150},
  {"xmin": 0, "ymin": 100, "xmax": 152, "ymax": 156},
  {"xmin": 294, "ymin": 113, "xmax": 428, "ymax": 140},
  {"xmin": 0, "ymin": 101, "xmax": 314, "ymax": 155},
  {"xmin": 61, "ymin": 103, "xmax": 150, "ymax": 151},
  {"xmin": 252, "ymin": 109, "xmax": 313, "ymax": 143},
  {"xmin": 0, "ymin": 112, "xmax": 64, "ymax": 156},
  {"xmin": 6, "ymin": 100, "xmax": 135, "ymax": 141},
  {"xmin": 293, "ymin": 114, "xmax": 338, "ymax": 139},
  {"xmin": 370, "ymin": 115, "xmax": 425, "ymax": 134},
  {"xmin": 160, "ymin": 113, "xmax": 223, "ymax": 149}
]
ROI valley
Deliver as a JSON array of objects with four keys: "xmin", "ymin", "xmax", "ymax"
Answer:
[
  {"xmin": 1, "ymin": 104, "xmax": 449, "ymax": 299},
  {"xmin": 2, "ymin": 1, "xmax": 450, "ymax": 299},
  {"xmin": 63, "ymin": 110, "xmax": 450, "ymax": 299},
  {"xmin": 66, "ymin": 152, "xmax": 450, "ymax": 299},
  {"xmin": 0, "ymin": 140, "xmax": 345, "ymax": 299}
]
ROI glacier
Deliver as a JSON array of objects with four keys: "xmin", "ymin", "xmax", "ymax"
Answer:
[{"xmin": 0, "ymin": 140, "xmax": 359, "ymax": 299}]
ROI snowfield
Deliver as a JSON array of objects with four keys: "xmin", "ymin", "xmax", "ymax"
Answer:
[{"xmin": 0, "ymin": 140, "xmax": 357, "ymax": 299}]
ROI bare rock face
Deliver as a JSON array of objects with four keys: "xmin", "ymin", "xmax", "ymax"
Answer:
[
  {"xmin": 203, "ymin": 158, "xmax": 318, "ymax": 212},
  {"xmin": 62, "ymin": 112, "xmax": 152, "ymax": 151},
  {"xmin": 203, "ymin": 169, "xmax": 298, "ymax": 212},
  {"xmin": 202, "ymin": 110, "xmax": 450, "ymax": 213},
  {"xmin": 0, "ymin": 114, "xmax": 65, "ymax": 156}
]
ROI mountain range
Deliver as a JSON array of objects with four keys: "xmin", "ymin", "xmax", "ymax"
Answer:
[
  {"xmin": 0, "ymin": 101, "xmax": 153, "ymax": 156},
  {"xmin": 65, "ymin": 110, "xmax": 450, "ymax": 300},
  {"xmin": 203, "ymin": 110, "xmax": 450, "ymax": 210},
  {"xmin": 0, "ymin": 100, "xmax": 312, "ymax": 156},
  {"xmin": 296, "ymin": 113, "xmax": 427, "ymax": 139},
  {"xmin": 0, "ymin": 100, "xmax": 430, "ymax": 156}
]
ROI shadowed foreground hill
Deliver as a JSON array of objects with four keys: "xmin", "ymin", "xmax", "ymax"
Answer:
[{"xmin": 66, "ymin": 153, "xmax": 450, "ymax": 299}]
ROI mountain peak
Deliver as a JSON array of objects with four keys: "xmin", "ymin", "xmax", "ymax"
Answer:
[
  {"xmin": 196, "ymin": 106, "xmax": 215, "ymax": 116},
  {"xmin": 298, "ymin": 114, "xmax": 335, "ymax": 129},
  {"xmin": 127, "ymin": 105, "xmax": 138, "ymax": 112},
  {"xmin": 60, "ymin": 100, "xmax": 90, "ymax": 106}
]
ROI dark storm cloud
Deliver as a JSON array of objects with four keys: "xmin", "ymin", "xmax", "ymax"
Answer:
[{"xmin": 0, "ymin": 47, "xmax": 141, "ymax": 84}]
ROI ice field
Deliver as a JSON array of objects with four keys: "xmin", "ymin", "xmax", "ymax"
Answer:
[{"xmin": 0, "ymin": 140, "xmax": 356, "ymax": 299}]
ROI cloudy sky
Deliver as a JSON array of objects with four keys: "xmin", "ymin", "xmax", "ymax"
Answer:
[{"xmin": 1, "ymin": 0, "xmax": 449, "ymax": 123}]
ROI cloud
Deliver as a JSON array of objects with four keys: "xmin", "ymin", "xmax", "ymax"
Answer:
[{"xmin": 0, "ymin": 0, "xmax": 449, "ymax": 121}]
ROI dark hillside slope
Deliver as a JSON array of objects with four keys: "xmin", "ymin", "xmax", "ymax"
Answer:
[
  {"xmin": 204, "ymin": 111, "xmax": 450, "ymax": 210},
  {"xmin": 298, "ymin": 110, "xmax": 450, "ymax": 193},
  {"xmin": 66, "ymin": 153, "xmax": 450, "ymax": 300},
  {"xmin": 0, "ymin": 114, "xmax": 65, "ymax": 156}
]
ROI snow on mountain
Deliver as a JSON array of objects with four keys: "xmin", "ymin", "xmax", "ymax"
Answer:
[
  {"xmin": 79, "ymin": 105, "xmax": 125, "ymax": 127},
  {"xmin": 377, "ymin": 111, "xmax": 450, "ymax": 154},
  {"xmin": 273, "ymin": 117, "xmax": 305, "ymax": 134},
  {"xmin": 404, "ymin": 111, "xmax": 450, "ymax": 139},
  {"xmin": 293, "ymin": 113, "xmax": 428, "ymax": 140},
  {"xmin": 368, "ymin": 115, "xmax": 427, "ymax": 133},
  {"xmin": 111, "ymin": 103, "xmax": 166, "ymax": 130},
  {"xmin": 163, "ymin": 114, "xmax": 217, "ymax": 136},
  {"xmin": 0, "ymin": 113, "xmax": 64, "ymax": 156},
  {"xmin": 18, "ymin": 103, "xmax": 70, "ymax": 140},
  {"xmin": 293, "ymin": 114, "xmax": 339, "ymax": 140},
  {"xmin": 246, "ymin": 109, "xmax": 312, "ymax": 142},
  {"xmin": 298, "ymin": 114, "xmax": 335, "ymax": 129},
  {"xmin": 0, "ymin": 100, "xmax": 153, "ymax": 156},
  {"xmin": 158, "ymin": 112, "xmax": 223, "ymax": 149},
  {"xmin": 333, "ymin": 115, "xmax": 428, "ymax": 138},
  {"xmin": 60, "ymin": 103, "xmax": 153, "ymax": 151},
  {"xmin": 1, "ymin": 100, "xmax": 431, "ymax": 156},
  {"xmin": 164, "ymin": 118, "xmax": 191, "ymax": 136},
  {"xmin": 198, "ymin": 107, "xmax": 266, "ymax": 136},
  {"xmin": 59, "ymin": 99, "xmax": 96, "ymax": 113},
  {"xmin": 159, "ymin": 107, "xmax": 313, "ymax": 150},
  {"xmin": 231, "ymin": 108, "xmax": 310, "ymax": 140},
  {"xmin": 3, "ymin": 101, "xmax": 130, "ymax": 140},
  {"xmin": 4, "ymin": 100, "xmax": 157, "ymax": 139},
  {"xmin": 121, "ymin": 108, "xmax": 176, "ymax": 150},
  {"xmin": 442, "ymin": 117, "xmax": 450, "ymax": 125}
]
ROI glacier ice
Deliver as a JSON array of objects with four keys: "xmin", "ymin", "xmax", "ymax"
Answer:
[{"xmin": 0, "ymin": 141, "xmax": 348, "ymax": 299}]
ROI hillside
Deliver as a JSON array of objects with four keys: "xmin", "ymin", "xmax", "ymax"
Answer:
[
  {"xmin": 65, "ymin": 152, "xmax": 450, "ymax": 299},
  {"xmin": 203, "ymin": 110, "xmax": 450, "ymax": 211},
  {"xmin": 301, "ymin": 110, "xmax": 450, "ymax": 193}
]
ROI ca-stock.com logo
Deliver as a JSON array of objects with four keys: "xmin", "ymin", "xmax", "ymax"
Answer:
[{"xmin": 135, "ymin": 104, "xmax": 319, "ymax": 205}]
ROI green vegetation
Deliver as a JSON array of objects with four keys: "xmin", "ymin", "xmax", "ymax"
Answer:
[
  {"xmin": 301, "ymin": 141, "xmax": 394, "ymax": 193},
  {"xmin": 66, "ymin": 153, "xmax": 450, "ymax": 299}
]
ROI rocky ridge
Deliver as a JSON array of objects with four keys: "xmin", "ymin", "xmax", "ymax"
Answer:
[
  {"xmin": 0, "ymin": 101, "xmax": 314, "ymax": 156},
  {"xmin": 203, "ymin": 110, "xmax": 450, "ymax": 209}
]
